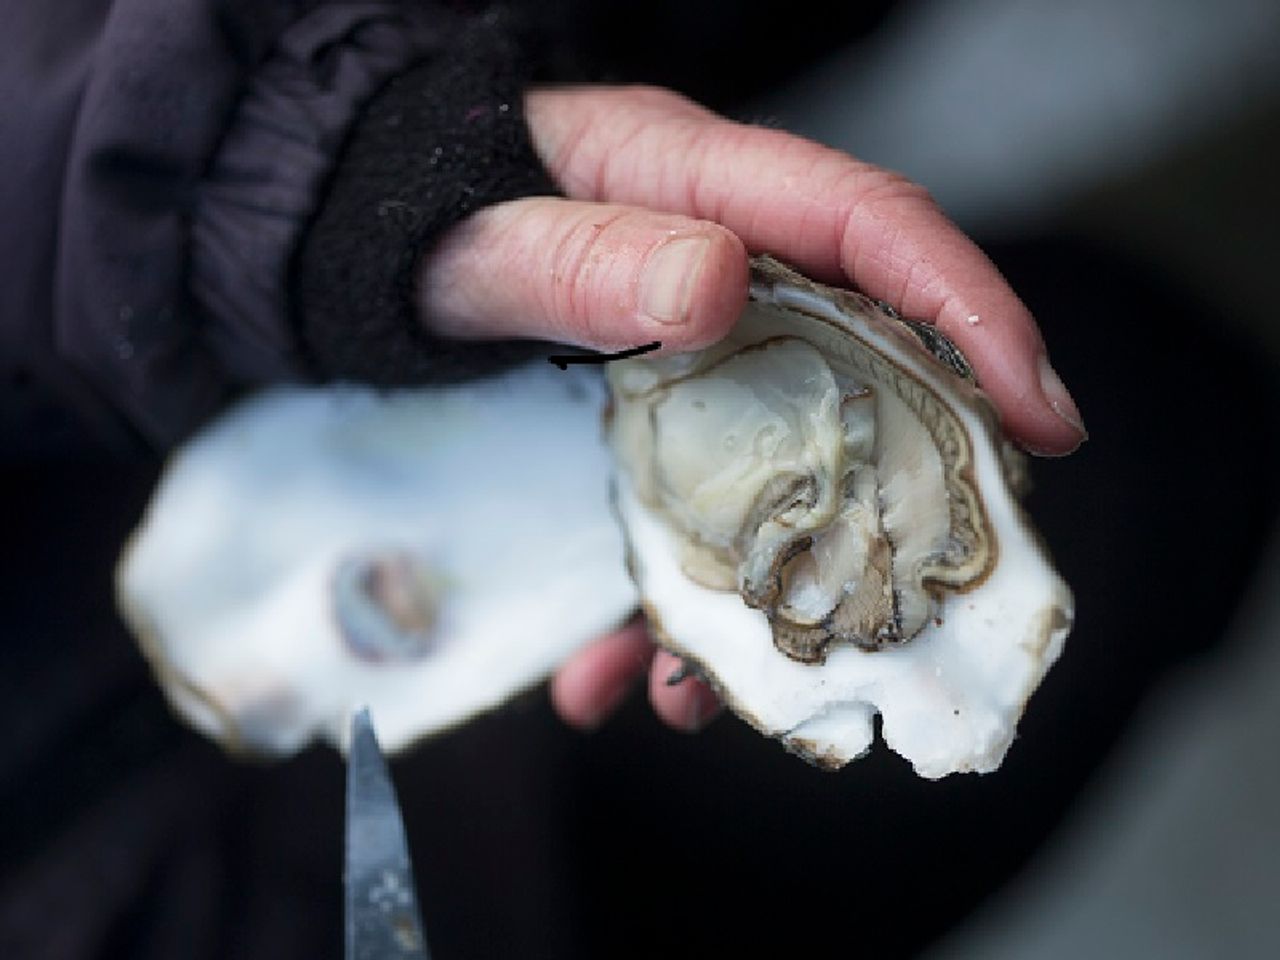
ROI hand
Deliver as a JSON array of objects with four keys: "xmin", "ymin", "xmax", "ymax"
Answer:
[{"xmin": 418, "ymin": 85, "xmax": 1087, "ymax": 733}]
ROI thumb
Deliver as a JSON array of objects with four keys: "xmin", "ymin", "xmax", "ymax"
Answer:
[{"xmin": 418, "ymin": 196, "xmax": 748, "ymax": 353}]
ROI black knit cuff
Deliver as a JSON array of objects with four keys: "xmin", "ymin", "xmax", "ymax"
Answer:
[
  {"xmin": 190, "ymin": 3, "xmax": 465, "ymax": 389},
  {"xmin": 292, "ymin": 14, "xmax": 560, "ymax": 385}
]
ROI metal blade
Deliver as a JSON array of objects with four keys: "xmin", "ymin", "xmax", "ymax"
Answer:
[{"xmin": 345, "ymin": 708, "xmax": 430, "ymax": 960}]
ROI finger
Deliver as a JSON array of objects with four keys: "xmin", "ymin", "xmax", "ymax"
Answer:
[
  {"xmin": 648, "ymin": 648, "xmax": 722, "ymax": 733},
  {"xmin": 550, "ymin": 619, "xmax": 654, "ymax": 730},
  {"xmin": 419, "ymin": 196, "xmax": 748, "ymax": 355},
  {"xmin": 527, "ymin": 86, "xmax": 1085, "ymax": 455}
]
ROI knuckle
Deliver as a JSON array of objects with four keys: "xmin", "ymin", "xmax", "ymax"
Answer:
[
  {"xmin": 678, "ymin": 122, "xmax": 761, "ymax": 220},
  {"xmin": 547, "ymin": 86, "xmax": 715, "ymax": 200},
  {"xmin": 832, "ymin": 165, "xmax": 943, "ymax": 292},
  {"xmin": 618, "ymin": 83, "xmax": 706, "ymax": 117},
  {"xmin": 543, "ymin": 208, "xmax": 632, "ymax": 337},
  {"xmin": 844, "ymin": 166, "xmax": 938, "ymax": 213}
]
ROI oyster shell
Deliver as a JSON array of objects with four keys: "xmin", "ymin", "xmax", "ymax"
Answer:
[
  {"xmin": 117, "ymin": 367, "xmax": 637, "ymax": 754},
  {"xmin": 610, "ymin": 257, "xmax": 1072, "ymax": 775},
  {"xmin": 116, "ymin": 256, "xmax": 1072, "ymax": 776}
]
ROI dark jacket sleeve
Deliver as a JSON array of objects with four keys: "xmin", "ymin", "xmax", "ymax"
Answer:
[{"xmin": 0, "ymin": 0, "xmax": 558, "ymax": 454}]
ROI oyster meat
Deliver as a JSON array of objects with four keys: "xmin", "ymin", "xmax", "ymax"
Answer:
[{"xmin": 117, "ymin": 256, "xmax": 1072, "ymax": 777}]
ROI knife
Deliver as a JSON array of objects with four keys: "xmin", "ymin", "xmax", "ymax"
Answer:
[{"xmin": 345, "ymin": 708, "xmax": 431, "ymax": 959}]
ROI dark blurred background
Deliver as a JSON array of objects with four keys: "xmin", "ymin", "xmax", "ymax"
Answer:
[{"xmin": 3, "ymin": 1, "xmax": 1279, "ymax": 957}]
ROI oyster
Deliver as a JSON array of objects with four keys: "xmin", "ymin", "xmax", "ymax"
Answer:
[
  {"xmin": 610, "ymin": 257, "xmax": 1072, "ymax": 775},
  {"xmin": 116, "ymin": 256, "xmax": 1071, "ymax": 777}
]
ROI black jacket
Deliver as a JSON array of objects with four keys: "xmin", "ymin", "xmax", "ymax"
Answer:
[{"xmin": 0, "ymin": 0, "xmax": 559, "ymax": 454}]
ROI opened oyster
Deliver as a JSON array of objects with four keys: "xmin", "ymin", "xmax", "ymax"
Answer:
[
  {"xmin": 610, "ymin": 257, "xmax": 1071, "ymax": 775},
  {"xmin": 117, "ymin": 256, "xmax": 1071, "ymax": 776}
]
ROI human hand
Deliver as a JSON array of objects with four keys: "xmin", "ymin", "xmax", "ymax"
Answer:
[{"xmin": 418, "ymin": 85, "xmax": 1087, "ymax": 733}]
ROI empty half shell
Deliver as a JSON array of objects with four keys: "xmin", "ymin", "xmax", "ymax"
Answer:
[{"xmin": 117, "ymin": 366, "xmax": 637, "ymax": 755}]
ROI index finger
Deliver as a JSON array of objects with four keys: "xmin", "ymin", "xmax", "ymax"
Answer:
[{"xmin": 526, "ymin": 86, "xmax": 1085, "ymax": 455}]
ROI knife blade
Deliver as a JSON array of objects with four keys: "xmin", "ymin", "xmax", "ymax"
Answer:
[{"xmin": 345, "ymin": 708, "xmax": 430, "ymax": 960}]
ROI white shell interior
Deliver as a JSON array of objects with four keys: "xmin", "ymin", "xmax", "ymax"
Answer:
[{"xmin": 118, "ymin": 365, "xmax": 637, "ymax": 754}]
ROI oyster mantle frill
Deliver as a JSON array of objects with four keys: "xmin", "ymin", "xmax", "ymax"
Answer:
[{"xmin": 116, "ymin": 256, "xmax": 1072, "ymax": 777}]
